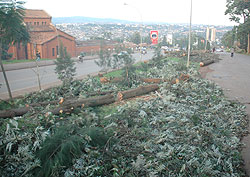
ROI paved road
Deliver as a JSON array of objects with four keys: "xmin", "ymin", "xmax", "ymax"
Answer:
[
  {"xmin": 204, "ymin": 52, "xmax": 250, "ymax": 176},
  {"xmin": 0, "ymin": 51, "xmax": 154, "ymax": 99}
]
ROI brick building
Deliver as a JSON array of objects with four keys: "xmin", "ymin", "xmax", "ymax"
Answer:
[
  {"xmin": 76, "ymin": 40, "xmax": 119, "ymax": 56},
  {"xmin": 8, "ymin": 9, "xmax": 76, "ymax": 60}
]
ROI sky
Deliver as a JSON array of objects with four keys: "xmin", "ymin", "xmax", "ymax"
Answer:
[{"xmin": 24, "ymin": 0, "xmax": 236, "ymax": 26}]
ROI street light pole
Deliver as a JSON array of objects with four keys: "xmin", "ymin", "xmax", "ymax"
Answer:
[
  {"xmin": 124, "ymin": 3, "xmax": 143, "ymax": 61},
  {"xmin": 187, "ymin": 0, "xmax": 192, "ymax": 67}
]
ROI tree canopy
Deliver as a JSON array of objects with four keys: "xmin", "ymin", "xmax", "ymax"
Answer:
[
  {"xmin": 225, "ymin": 0, "xmax": 250, "ymax": 51},
  {"xmin": 0, "ymin": 0, "xmax": 30, "ymax": 45}
]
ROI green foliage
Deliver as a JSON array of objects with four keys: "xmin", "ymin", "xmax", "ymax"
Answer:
[
  {"xmin": 113, "ymin": 51, "xmax": 136, "ymax": 87},
  {"xmin": 225, "ymin": 0, "xmax": 250, "ymax": 23},
  {"xmin": 0, "ymin": 1, "xmax": 30, "ymax": 44},
  {"xmin": 152, "ymin": 43, "xmax": 163, "ymax": 64},
  {"xmin": 130, "ymin": 32, "xmax": 141, "ymax": 45},
  {"xmin": 1, "ymin": 43, "xmax": 12, "ymax": 60},
  {"xmin": 34, "ymin": 126, "xmax": 83, "ymax": 177},
  {"xmin": 95, "ymin": 48, "xmax": 112, "ymax": 71},
  {"xmin": 0, "ymin": 52, "xmax": 248, "ymax": 176},
  {"xmin": 221, "ymin": 29, "xmax": 236, "ymax": 48},
  {"xmin": 54, "ymin": 43, "xmax": 76, "ymax": 85},
  {"xmin": 34, "ymin": 125, "xmax": 114, "ymax": 177},
  {"xmin": 161, "ymin": 35, "xmax": 168, "ymax": 46},
  {"xmin": 225, "ymin": 0, "xmax": 250, "ymax": 51}
]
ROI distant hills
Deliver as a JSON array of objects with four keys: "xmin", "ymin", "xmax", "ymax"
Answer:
[{"xmin": 52, "ymin": 16, "xmax": 134, "ymax": 24}]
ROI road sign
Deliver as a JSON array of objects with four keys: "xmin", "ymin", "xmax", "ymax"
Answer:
[{"xmin": 150, "ymin": 30, "xmax": 159, "ymax": 45}]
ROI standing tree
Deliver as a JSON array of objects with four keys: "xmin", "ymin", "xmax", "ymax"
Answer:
[
  {"xmin": 95, "ymin": 48, "xmax": 112, "ymax": 72},
  {"xmin": 54, "ymin": 43, "xmax": 76, "ymax": 85},
  {"xmin": 131, "ymin": 32, "xmax": 141, "ymax": 45},
  {"xmin": 113, "ymin": 51, "xmax": 136, "ymax": 87},
  {"xmin": 0, "ymin": 0, "xmax": 30, "ymax": 99},
  {"xmin": 225, "ymin": 0, "xmax": 250, "ymax": 52}
]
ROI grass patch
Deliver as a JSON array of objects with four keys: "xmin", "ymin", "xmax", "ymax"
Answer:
[
  {"xmin": 2, "ymin": 58, "xmax": 52, "ymax": 64},
  {"xmin": 104, "ymin": 69, "xmax": 123, "ymax": 77}
]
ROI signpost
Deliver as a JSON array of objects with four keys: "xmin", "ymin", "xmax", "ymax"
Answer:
[{"xmin": 150, "ymin": 30, "xmax": 159, "ymax": 45}]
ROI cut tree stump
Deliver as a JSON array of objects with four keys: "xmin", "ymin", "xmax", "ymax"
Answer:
[{"xmin": 200, "ymin": 60, "xmax": 214, "ymax": 67}]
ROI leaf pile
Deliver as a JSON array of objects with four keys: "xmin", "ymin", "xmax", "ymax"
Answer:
[{"xmin": 0, "ymin": 58, "xmax": 248, "ymax": 176}]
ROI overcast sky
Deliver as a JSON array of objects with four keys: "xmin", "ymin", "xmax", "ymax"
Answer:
[{"xmin": 25, "ymin": 0, "xmax": 236, "ymax": 26}]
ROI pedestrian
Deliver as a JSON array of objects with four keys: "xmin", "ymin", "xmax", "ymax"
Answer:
[
  {"xmin": 230, "ymin": 47, "xmax": 234, "ymax": 57},
  {"xmin": 213, "ymin": 47, "xmax": 215, "ymax": 53},
  {"xmin": 36, "ymin": 51, "xmax": 41, "ymax": 60}
]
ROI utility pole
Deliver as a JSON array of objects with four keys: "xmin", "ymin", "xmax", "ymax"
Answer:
[
  {"xmin": 187, "ymin": 0, "xmax": 192, "ymax": 67},
  {"xmin": 124, "ymin": 3, "xmax": 143, "ymax": 61}
]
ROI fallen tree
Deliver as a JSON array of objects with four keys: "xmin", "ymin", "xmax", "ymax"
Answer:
[
  {"xmin": 0, "ymin": 84, "xmax": 159, "ymax": 118},
  {"xmin": 117, "ymin": 84, "xmax": 159, "ymax": 101},
  {"xmin": 200, "ymin": 60, "xmax": 215, "ymax": 67},
  {"xmin": 140, "ymin": 78, "xmax": 164, "ymax": 84}
]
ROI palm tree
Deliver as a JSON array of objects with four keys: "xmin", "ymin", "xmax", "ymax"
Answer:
[{"xmin": 0, "ymin": 0, "xmax": 30, "ymax": 99}]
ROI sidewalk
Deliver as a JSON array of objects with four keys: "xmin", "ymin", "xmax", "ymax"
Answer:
[
  {"xmin": 0, "ymin": 55, "xmax": 98, "ymax": 72},
  {"xmin": 201, "ymin": 52, "xmax": 250, "ymax": 176}
]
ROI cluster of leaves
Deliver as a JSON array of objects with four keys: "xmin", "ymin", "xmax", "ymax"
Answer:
[
  {"xmin": 0, "ymin": 57, "xmax": 248, "ymax": 176},
  {"xmin": 54, "ymin": 43, "xmax": 76, "ymax": 85},
  {"xmin": 224, "ymin": 0, "xmax": 250, "ymax": 51}
]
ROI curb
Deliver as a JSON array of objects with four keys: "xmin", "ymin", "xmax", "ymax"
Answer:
[{"xmin": 0, "ymin": 56, "xmax": 99, "ymax": 72}]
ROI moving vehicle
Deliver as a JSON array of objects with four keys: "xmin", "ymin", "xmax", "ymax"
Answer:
[{"xmin": 78, "ymin": 52, "xmax": 86, "ymax": 62}]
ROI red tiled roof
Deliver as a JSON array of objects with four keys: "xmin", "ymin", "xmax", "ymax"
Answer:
[
  {"xmin": 29, "ymin": 31, "xmax": 57, "ymax": 44},
  {"xmin": 24, "ymin": 9, "xmax": 51, "ymax": 19}
]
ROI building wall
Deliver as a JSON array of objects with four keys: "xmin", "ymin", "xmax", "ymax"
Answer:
[
  {"xmin": 44, "ymin": 36, "xmax": 76, "ymax": 59},
  {"xmin": 24, "ymin": 17, "xmax": 51, "ymax": 26},
  {"xmin": 76, "ymin": 44, "xmax": 116, "ymax": 56},
  {"xmin": 8, "ymin": 43, "xmax": 27, "ymax": 60}
]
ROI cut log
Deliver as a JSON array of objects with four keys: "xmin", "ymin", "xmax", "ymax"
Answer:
[
  {"xmin": 117, "ymin": 84, "xmax": 159, "ymax": 101},
  {"xmin": 200, "ymin": 60, "xmax": 214, "ymax": 67},
  {"xmin": 50, "ymin": 94, "xmax": 116, "ymax": 115},
  {"xmin": 88, "ymin": 90, "xmax": 114, "ymax": 96},
  {"xmin": 140, "ymin": 78, "xmax": 164, "ymax": 84},
  {"xmin": 0, "ymin": 107, "xmax": 31, "ymax": 119},
  {"xmin": 0, "ymin": 85, "xmax": 160, "ymax": 118},
  {"xmin": 100, "ymin": 77, "xmax": 109, "ymax": 83}
]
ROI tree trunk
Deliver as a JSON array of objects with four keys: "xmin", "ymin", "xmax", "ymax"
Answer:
[
  {"xmin": 0, "ymin": 84, "xmax": 159, "ymax": 118},
  {"xmin": 0, "ymin": 40, "xmax": 13, "ymax": 100},
  {"xmin": 200, "ymin": 60, "xmax": 214, "ymax": 67},
  {"xmin": 248, "ymin": 33, "xmax": 250, "ymax": 54},
  {"xmin": 0, "ymin": 107, "xmax": 31, "ymax": 119},
  {"xmin": 140, "ymin": 78, "xmax": 164, "ymax": 83},
  {"xmin": 50, "ymin": 94, "xmax": 116, "ymax": 115},
  {"xmin": 88, "ymin": 90, "xmax": 114, "ymax": 96},
  {"xmin": 117, "ymin": 84, "xmax": 159, "ymax": 101}
]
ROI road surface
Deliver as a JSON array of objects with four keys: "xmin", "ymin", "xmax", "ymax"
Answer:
[
  {"xmin": 203, "ymin": 52, "xmax": 250, "ymax": 176},
  {"xmin": 0, "ymin": 51, "xmax": 154, "ymax": 99}
]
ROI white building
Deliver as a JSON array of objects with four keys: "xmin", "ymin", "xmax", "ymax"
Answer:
[{"xmin": 167, "ymin": 33, "xmax": 173, "ymax": 45}]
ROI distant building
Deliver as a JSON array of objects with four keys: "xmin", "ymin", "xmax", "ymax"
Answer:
[
  {"xmin": 167, "ymin": 34, "xmax": 173, "ymax": 45},
  {"xmin": 205, "ymin": 27, "xmax": 216, "ymax": 42},
  {"xmin": 210, "ymin": 28, "xmax": 216, "ymax": 42},
  {"xmin": 206, "ymin": 27, "xmax": 210, "ymax": 41},
  {"xmin": 8, "ymin": 9, "xmax": 76, "ymax": 60},
  {"xmin": 76, "ymin": 40, "xmax": 118, "ymax": 55}
]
